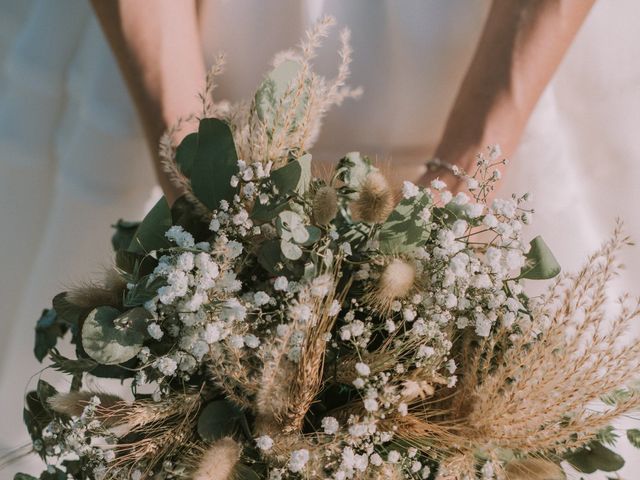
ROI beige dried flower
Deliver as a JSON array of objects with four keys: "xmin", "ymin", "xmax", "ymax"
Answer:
[
  {"xmin": 312, "ymin": 186, "xmax": 339, "ymax": 225},
  {"xmin": 192, "ymin": 437, "xmax": 242, "ymax": 480},
  {"xmin": 48, "ymin": 391, "xmax": 124, "ymax": 419},
  {"xmin": 366, "ymin": 258, "xmax": 416, "ymax": 312},
  {"xmin": 504, "ymin": 458, "xmax": 565, "ymax": 480},
  {"xmin": 351, "ymin": 171, "xmax": 395, "ymax": 224},
  {"xmin": 66, "ymin": 268, "xmax": 127, "ymax": 309}
]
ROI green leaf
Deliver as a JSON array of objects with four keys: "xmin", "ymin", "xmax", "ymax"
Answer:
[
  {"xmin": 34, "ymin": 308, "xmax": 62, "ymax": 362},
  {"xmin": 520, "ymin": 236, "xmax": 561, "ymax": 280},
  {"xmin": 124, "ymin": 275, "xmax": 166, "ymax": 307},
  {"xmin": 270, "ymin": 154, "xmax": 312, "ymax": 196},
  {"xmin": 627, "ymin": 429, "xmax": 640, "ymax": 448},
  {"xmin": 233, "ymin": 465, "xmax": 261, "ymax": 480},
  {"xmin": 257, "ymin": 240, "xmax": 282, "ymax": 275},
  {"xmin": 251, "ymin": 196, "xmax": 290, "ymax": 222},
  {"xmin": 37, "ymin": 379, "xmax": 57, "ymax": 405},
  {"xmin": 33, "ymin": 293, "xmax": 86, "ymax": 362},
  {"xmin": 277, "ymin": 210, "xmax": 309, "ymax": 243},
  {"xmin": 565, "ymin": 441, "xmax": 625, "ymax": 473},
  {"xmin": 197, "ymin": 400, "xmax": 243, "ymax": 442},
  {"xmin": 378, "ymin": 192, "xmax": 431, "ymax": 254},
  {"xmin": 336, "ymin": 152, "xmax": 377, "ymax": 192},
  {"xmin": 171, "ymin": 195, "xmax": 210, "ymax": 240},
  {"xmin": 175, "ymin": 132, "xmax": 198, "ymax": 177},
  {"xmin": 255, "ymin": 59, "xmax": 302, "ymax": 125},
  {"xmin": 111, "ymin": 219, "xmax": 140, "ymax": 251},
  {"xmin": 14, "ymin": 474, "xmax": 38, "ymax": 480},
  {"xmin": 81, "ymin": 306, "xmax": 147, "ymax": 365},
  {"xmin": 190, "ymin": 118, "xmax": 239, "ymax": 210},
  {"xmin": 128, "ymin": 197, "xmax": 173, "ymax": 254},
  {"xmin": 281, "ymin": 239, "xmax": 303, "ymax": 260},
  {"xmin": 40, "ymin": 466, "xmax": 67, "ymax": 480},
  {"xmin": 302, "ymin": 225, "xmax": 321, "ymax": 246}
]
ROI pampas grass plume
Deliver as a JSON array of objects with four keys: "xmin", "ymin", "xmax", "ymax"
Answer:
[
  {"xmin": 193, "ymin": 437, "xmax": 241, "ymax": 480},
  {"xmin": 312, "ymin": 186, "xmax": 339, "ymax": 225},
  {"xmin": 352, "ymin": 171, "xmax": 394, "ymax": 224},
  {"xmin": 504, "ymin": 458, "xmax": 565, "ymax": 480}
]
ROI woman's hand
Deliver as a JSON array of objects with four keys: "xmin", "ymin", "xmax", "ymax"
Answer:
[{"xmin": 417, "ymin": 0, "xmax": 596, "ymax": 194}]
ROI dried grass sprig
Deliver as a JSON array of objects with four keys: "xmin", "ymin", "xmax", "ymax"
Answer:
[{"xmin": 385, "ymin": 224, "xmax": 640, "ymax": 477}]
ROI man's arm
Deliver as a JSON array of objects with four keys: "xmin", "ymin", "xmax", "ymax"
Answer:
[{"xmin": 91, "ymin": 0, "xmax": 206, "ymax": 203}]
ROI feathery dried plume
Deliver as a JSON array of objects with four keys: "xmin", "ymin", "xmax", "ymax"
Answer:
[
  {"xmin": 504, "ymin": 458, "xmax": 565, "ymax": 480},
  {"xmin": 312, "ymin": 186, "xmax": 339, "ymax": 225},
  {"xmin": 365, "ymin": 258, "xmax": 416, "ymax": 312},
  {"xmin": 381, "ymin": 224, "xmax": 640, "ymax": 478},
  {"xmin": 351, "ymin": 171, "xmax": 395, "ymax": 224},
  {"xmin": 192, "ymin": 437, "xmax": 241, "ymax": 480},
  {"xmin": 66, "ymin": 268, "xmax": 127, "ymax": 309},
  {"xmin": 48, "ymin": 391, "xmax": 124, "ymax": 419}
]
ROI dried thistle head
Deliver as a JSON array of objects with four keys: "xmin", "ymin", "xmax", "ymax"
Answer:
[
  {"xmin": 365, "ymin": 258, "xmax": 416, "ymax": 312},
  {"xmin": 504, "ymin": 458, "xmax": 565, "ymax": 480},
  {"xmin": 312, "ymin": 186, "xmax": 339, "ymax": 225},
  {"xmin": 192, "ymin": 437, "xmax": 241, "ymax": 480},
  {"xmin": 351, "ymin": 171, "xmax": 395, "ymax": 224}
]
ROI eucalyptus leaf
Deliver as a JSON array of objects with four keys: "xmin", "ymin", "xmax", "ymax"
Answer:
[
  {"xmin": 251, "ymin": 196, "xmax": 289, "ymax": 222},
  {"xmin": 197, "ymin": 400, "xmax": 243, "ymax": 442},
  {"xmin": 190, "ymin": 118, "xmax": 239, "ymax": 210},
  {"xmin": 378, "ymin": 192, "xmax": 431, "ymax": 254},
  {"xmin": 81, "ymin": 306, "xmax": 147, "ymax": 365},
  {"xmin": 233, "ymin": 464, "xmax": 261, "ymax": 480},
  {"xmin": 128, "ymin": 197, "xmax": 173, "ymax": 254},
  {"xmin": 111, "ymin": 219, "xmax": 140, "ymax": 251},
  {"xmin": 302, "ymin": 225, "xmax": 321, "ymax": 246},
  {"xmin": 520, "ymin": 236, "xmax": 561, "ymax": 280},
  {"xmin": 257, "ymin": 240, "xmax": 282, "ymax": 275},
  {"xmin": 175, "ymin": 132, "xmax": 198, "ymax": 177},
  {"xmin": 14, "ymin": 474, "xmax": 38, "ymax": 480},
  {"xmin": 40, "ymin": 467, "xmax": 67, "ymax": 480},
  {"xmin": 171, "ymin": 195, "xmax": 210, "ymax": 240},
  {"xmin": 34, "ymin": 308, "xmax": 63, "ymax": 362},
  {"xmin": 277, "ymin": 210, "xmax": 308, "ymax": 243},
  {"xmin": 270, "ymin": 154, "xmax": 312, "ymax": 195},
  {"xmin": 37, "ymin": 379, "xmax": 57, "ymax": 405},
  {"xmin": 281, "ymin": 239, "xmax": 303, "ymax": 260}
]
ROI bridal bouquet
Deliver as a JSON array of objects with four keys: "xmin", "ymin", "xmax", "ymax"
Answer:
[{"xmin": 16, "ymin": 17, "xmax": 640, "ymax": 480}]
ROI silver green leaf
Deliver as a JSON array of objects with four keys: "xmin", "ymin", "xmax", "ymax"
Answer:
[
  {"xmin": 81, "ymin": 306, "xmax": 149, "ymax": 365},
  {"xmin": 281, "ymin": 239, "xmax": 303, "ymax": 260},
  {"xmin": 520, "ymin": 235, "xmax": 561, "ymax": 280}
]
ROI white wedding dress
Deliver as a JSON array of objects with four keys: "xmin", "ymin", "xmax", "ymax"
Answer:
[{"xmin": 1, "ymin": 0, "xmax": 639, "ymax": 477}]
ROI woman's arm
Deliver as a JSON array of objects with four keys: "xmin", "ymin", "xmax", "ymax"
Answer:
[
  {"xmin": 420, "ymin": 0, "xmax": 596, "ymax": 191},
  {"xmin": 91, "ymin": 0, "xmax": 206, "ymax": 204}
]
